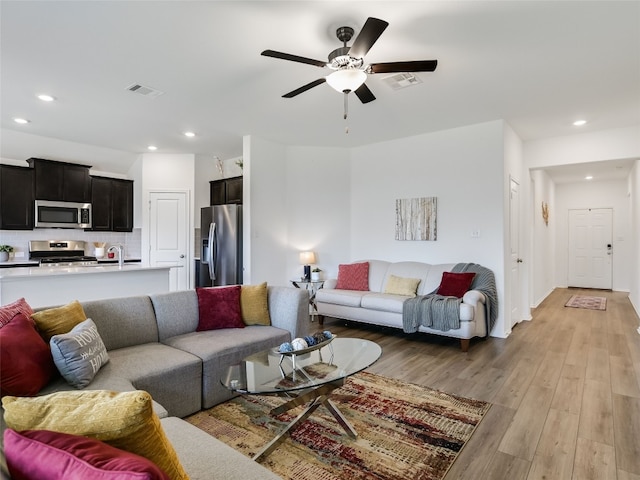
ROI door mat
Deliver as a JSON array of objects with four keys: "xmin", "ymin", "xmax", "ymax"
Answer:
[
  {"xmin": 565, "ymin": 294, "xmax": 607, "ymax": 310},
  {"xmin": 186, "ymin": 371, "xmax": 491, "ymax": 480}
]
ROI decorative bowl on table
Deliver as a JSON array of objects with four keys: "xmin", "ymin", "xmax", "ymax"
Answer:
[{"xmin": 274, "ymin": 331, "xmax": 335, "ymax": 356}]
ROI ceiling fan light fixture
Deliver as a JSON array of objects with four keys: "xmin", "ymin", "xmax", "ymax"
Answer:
[{"xmin": 326, "ymin": 69, "xmax": 366, "ymax": 93}]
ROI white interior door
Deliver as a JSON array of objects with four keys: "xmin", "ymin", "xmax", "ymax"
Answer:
[
  {"xmin": 568, "ymin": 208, "xmax": 612, "ymax": 289},
  {"xmin": 149, "ymin": 191, "xmax": 188, "ymax": 291},
  {"xmin": 509, "ymin": 178, "xmax": 521, "ymax": 327}
]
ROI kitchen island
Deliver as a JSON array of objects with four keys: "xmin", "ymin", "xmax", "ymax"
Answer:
[{"xmin": 0, "ymin": 263, "xmax": 174, "ymax": 308}]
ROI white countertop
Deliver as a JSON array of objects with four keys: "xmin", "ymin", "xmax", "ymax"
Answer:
[{"xmin": 0, "ymin": 263, "xmax": 176, "ymax": 280}]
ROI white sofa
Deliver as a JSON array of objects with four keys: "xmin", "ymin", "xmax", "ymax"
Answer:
[{"xmin": 316, "ymin": 260, "xmax": 494, "ymax": 352}]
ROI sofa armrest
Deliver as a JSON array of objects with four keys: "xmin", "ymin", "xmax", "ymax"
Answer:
[
  {"xmin": 267, "ymin": 286, "xmax": 310, "ymax": 339},
  {"xmin": 462, "ymin": 289, "xmax": 486, "ymax": 306},
  {"xmin": 323, "ymin": 279, "xmax": 338, "ymax": 289}
]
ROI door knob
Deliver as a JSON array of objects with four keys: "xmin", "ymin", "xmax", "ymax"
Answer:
[
  {"xmin": 517, "ymin": 258, "xmax": 523, "ymax": 263},
  {"xmin": 180, "ymin": 254, "xmax": 185, "ymax": 258}
]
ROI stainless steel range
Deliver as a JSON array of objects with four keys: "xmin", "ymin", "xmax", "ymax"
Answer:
[{"xmin": 29, "ymin": 240, "xmax": 98, "ymax": 266}]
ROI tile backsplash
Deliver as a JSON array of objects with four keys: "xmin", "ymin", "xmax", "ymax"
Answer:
[{"xmin": 0, "ymin": 228, "xmax": 142, "ymax": 259}]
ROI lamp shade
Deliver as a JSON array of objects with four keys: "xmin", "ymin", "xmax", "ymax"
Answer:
[
  {"xmin": 299, "ymin": 251, "xmax": 316, "ymax": 265},
  {"xmin": 326, "ymin": 69, "xmax": 367, "ymax": 93}
]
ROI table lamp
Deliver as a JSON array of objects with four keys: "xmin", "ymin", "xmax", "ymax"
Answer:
[{"xmin": 299, "ymin": 251, "xmax": 316, "ymax": 281}]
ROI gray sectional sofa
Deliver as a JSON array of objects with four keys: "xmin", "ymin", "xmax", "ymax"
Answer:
[{"xmin": 1, "ymin": 286, "xmax": 310, "ymax": 480}]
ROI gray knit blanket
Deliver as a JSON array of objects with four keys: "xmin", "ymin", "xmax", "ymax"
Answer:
[{"xmin": 402, "ymin": 263, "xmax": 498, "ymax": 335}]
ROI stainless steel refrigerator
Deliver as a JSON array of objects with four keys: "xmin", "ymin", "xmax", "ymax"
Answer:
[{"xmin": 199, "ymin": 205, "xmax": 242, "ymax": 287}]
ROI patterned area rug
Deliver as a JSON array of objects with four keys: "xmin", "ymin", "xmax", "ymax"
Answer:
[
  {"xmin": 565, "ymin": 294, "xmax": 607, "ymax": 310},
  {"xmin": 186, "ymin": 371, "xmax": 490, "ymax": 480}
]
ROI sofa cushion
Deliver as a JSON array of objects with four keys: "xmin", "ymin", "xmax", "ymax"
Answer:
[
  {"xmin": 335, "ymin": 262, "xmax": 370, "ymax": 291},
  {"xmin": 2, "ymin": 390, "xmax": 188, "ymax": 480},
  {"xmin": 50, "ymin": 318, "xmax": 110, "ymax": 389},
  {"xmin": 196, "ymin": 286, "xmax": 245, "ymax": 331},
  {"xmin": 4, "ymin": 428, "xmax": 170, "ymax": 480},
  {"xmin": 240, "ymin": 282, "xmax": 271, "ymax": 326},
  {"xmin": 0, "ymin": 313, "xmax": 56, "ymax": 397},
  {"xmin": 163, "ymin": 325, "xmax": 289, "ymax": 408},
  {"xmin": 150, "ymin": 291, "xmax": 200, "ymax": 342},
  {"xmin": 383, "ymin": 275, "xmax": 421, "ymax": 297},
  {"xmin": 81, "ymin": 296, "xmax": 159, "ymax": 351},
  {"xmin": 360, "ymin": 293, "xmax": 408, "ymax": 314},
  {"xmin": 31, "ymin": 300, "xmax": 87, "ymax": 342},
  {"xmin": 0, "ymin": 297, "xmax": 34, "ymax": 328},
  {"xmin": 437, "ymin": 272, "xmax": 476, "ymax": 298},
  {"xmin": 106, "ymin": 343, "xmax": 202, "ymax": 419},
  {"xmin": 315, "ymin": 289, "xmax": 367, "ymax": 307}
]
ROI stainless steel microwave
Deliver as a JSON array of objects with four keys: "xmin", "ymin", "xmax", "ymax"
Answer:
[{"xmin": 34, "ymin": 200, "xmax": 92, "ymax": 229}]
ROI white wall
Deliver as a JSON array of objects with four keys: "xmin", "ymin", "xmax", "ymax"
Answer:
[
  {"xmin": 243, "ymin": 136, "xmax": 288, "ymax": 286},
  {"xmin": 554, "ymin": 179, "xmax": 631, "ymax": 291},
  {"xmin": 284, "ymin": 146, "xmax": 351, "ymax": 281},
  {"xmin": 525, "ymin": 125, "xmax": 640, "ymax": 168},
  {"xmin": 349, "ymin": 120, "xmax": 509, "ymax": 337},
  {"xmin": 529, "ymin": 169, "xmax": 556, "ymax": 306}
]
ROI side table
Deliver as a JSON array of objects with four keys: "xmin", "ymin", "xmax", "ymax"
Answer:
[{"xmin": 290, "ymin": 279, "xmax": 324, "ymax": 322}]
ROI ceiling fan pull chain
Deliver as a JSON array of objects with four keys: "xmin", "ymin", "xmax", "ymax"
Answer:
[
  {"xmin": 344, "ymin": 92, "xmax": 350, "ymax": 134},
  {"xmin": 344, "ymin": 91, "xmax": 348, "ymax": 120}
]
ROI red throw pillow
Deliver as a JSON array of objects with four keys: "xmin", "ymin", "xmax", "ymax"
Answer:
[
  {"xmin": 4, "ymin": 429, "xmax": 170, "ymax": 480},
  {"xmin": 0, "ymin": 297, "xmax": 34, "ymax": 329},
  {"xmin": 0, "ymin": 313, "xmax": 56, "ymax": 397},
  {"xmin": 335, "ymin": 262, "xmax": 370, "ymax": 291},
  {"xmin": 436, "ymin": 272, "xmax": 476, "ymax": 298},
  {"xmin": 196, "ymin": 286, "xmax": 245, "ymax": 331}
]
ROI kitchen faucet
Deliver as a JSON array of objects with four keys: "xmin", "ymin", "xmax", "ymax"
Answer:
[{"xmin": 107, "ymin": 244, "xmax": 124, "ymax": 268}]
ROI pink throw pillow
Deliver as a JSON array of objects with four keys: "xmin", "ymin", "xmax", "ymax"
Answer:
[
  {"xmin": 0, "ymin": 313, "xmax": 56, "ymax": 397},
  {"xmin": 335, "ymin": 262, "xmax": 370, "ymax": 291},
  {"xmin": 4, "ymin": 429, "xmax": 170, "ymax": 480},
  {"xmin": 0, "ymin": 297, "xmax": 34, "ymax": 328},
  {"xmin": 436, "ymin": 272, "xmax": 476, "ymax": 298},
  {"xmin": 196, "ymin": 286, "xmax": 245, "ymax": 331}
]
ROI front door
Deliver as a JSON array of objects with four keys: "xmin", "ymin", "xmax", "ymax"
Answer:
[
  {"xmin": 567, "ymin": 208, "xmax": 613, "ymax": 289},
  {"xmin": 149, "ymin": 191, "xmax": 189, "ymax": 291}
]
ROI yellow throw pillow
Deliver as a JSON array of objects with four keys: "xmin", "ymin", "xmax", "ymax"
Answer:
[
  {"xmin": 240, "ymin": 282, "xmax": 271, "ymax": 326},
  {"xmin": 31, "ymin": 300, "xmax": 87, "ymax": 342},
  {"xmin": 2, "ymin": 390, "xmax": 188, "ymax": 480},
  {"xmin": 383, "ymin": 274, "xmax": 421, "ymax": 297}
]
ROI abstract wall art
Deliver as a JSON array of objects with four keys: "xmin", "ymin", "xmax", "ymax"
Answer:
[{"xmin": 395, "ymin": 197, "xmax": 437, "ymax": 241}]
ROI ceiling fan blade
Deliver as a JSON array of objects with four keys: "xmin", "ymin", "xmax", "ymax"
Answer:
[
  {"xmin": 349, "ymin": 17, "xmax": 389, "ymax": 59},
  {"xmin": 282, "ymin": 78, "xmax": 327, "ymax": 98},
  {"xmin": 261, "ymin": 50, "xmax": 327, "ymax": 68},
  {"xmin": 369, "ymin": 60, "xmax": 438, "ymax": 74},
  {"xmin": 354, "ymin": 83, "xmax": 376, "ymax": 104}
]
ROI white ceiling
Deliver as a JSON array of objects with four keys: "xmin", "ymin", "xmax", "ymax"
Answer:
[{"xmin": 1, "ymin": 1, "xmax": 639, "ymax": 178}]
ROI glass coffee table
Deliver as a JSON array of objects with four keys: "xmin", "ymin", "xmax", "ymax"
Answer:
[{"xmin": 221, "ymin": 337, "xmax": 382, "ymax": 461}]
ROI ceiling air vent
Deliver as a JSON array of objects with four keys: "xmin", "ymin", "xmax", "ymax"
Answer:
[
  {"xmin": 126, "ymin": 83, "xmax": 164, "ymax": 98},
  {"xmin": 381, "ymin": 73, "xmax": 423, "ymax": 91}
]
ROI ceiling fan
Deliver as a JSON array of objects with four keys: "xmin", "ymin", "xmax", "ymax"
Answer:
[{"xmin": 261, "ymin": 17, "xmax": 438, "ymax": 117}]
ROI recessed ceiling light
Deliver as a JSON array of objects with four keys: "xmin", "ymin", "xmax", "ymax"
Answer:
[
  {"xmin": 147, "ymin": 145, "xmax": 158, "ymax": 151},
  {"xmin": 573, "ymin": 120, "xmax": 587, "ymax": 126},
  {"xmin": 585, "ymin": 175, "xmax": 593, "ymax": 180},
  {"xmin": 37, "ymin": 94, "xmax": 55, "ymax": 102},
  {"xmin": 13, "ymin": 117, "xmax": 30, "ymax": 124},
  {"xmin": 184, "ymin": 131, "xmax": 196, "ymax": 138}
]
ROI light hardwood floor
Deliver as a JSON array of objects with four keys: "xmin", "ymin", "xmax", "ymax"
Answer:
[{"xmin": 322, "ymin": 288, "xmax": 640, "ymax": 480}]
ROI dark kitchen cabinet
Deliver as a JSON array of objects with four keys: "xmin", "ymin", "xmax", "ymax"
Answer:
[
  {"xmin": 0, "ymin": 164, "xmax": 34, "ymax": 230},
  {"xmin": 210, "ymin": 176, "xmax": 243, "ymax": 205},
  {"xmin": 28, "ymin": 158, "xmax": 91, "ymax": 202},
  {"xmin": 90, "ymin": 176, "xmax": 133, "ymax": 232}
]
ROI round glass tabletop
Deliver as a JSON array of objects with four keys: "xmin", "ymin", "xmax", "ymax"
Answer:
[{"xmin": 222, "ymin": 337, "xmax": 382, "ymax": 395}]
